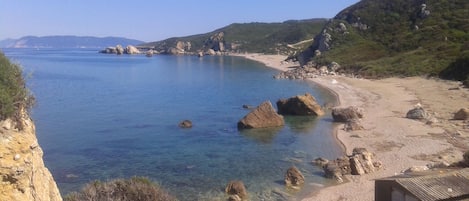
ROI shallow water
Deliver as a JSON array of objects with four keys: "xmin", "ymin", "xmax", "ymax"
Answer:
[{"xmin": 3, "ymin": 48, "xmax": 342, "ymax": 200}]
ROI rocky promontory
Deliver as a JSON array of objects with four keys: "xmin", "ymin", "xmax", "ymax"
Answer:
[{"xmin": 0, "ymin": 116, "xmax": 62, "ymax": 201}]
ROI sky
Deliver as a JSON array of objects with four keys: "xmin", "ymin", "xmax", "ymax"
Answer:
[{"xmin": 0, "ymin": 0, "xmax": 360, "ymax": 42}]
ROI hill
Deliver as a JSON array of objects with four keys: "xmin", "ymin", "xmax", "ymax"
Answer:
[
  {"xmin": 297, "ymin": 0, "xmax": 469, "ymax": 85},
  {"xmin": 0, "ymin": 36, "xmax": 144, "ymax": 48},
  {"xmin": 140, "ymin": 19, "xmax": 327, "ymax": 55}
]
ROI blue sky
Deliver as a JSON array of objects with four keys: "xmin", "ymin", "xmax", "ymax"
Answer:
[{"xmin": 0, "ymin": 0, "xmax": 359, "ymax": 42}]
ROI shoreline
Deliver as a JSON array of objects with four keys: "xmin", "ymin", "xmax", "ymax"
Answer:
[{"xmin": 237, "ymin": 53, "xmax": 469, "ymax": 201}]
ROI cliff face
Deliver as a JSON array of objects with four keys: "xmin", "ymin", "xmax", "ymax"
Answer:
[{"xmin": 0, "ymin": 117, "xmax": 62, "ymax": 201}]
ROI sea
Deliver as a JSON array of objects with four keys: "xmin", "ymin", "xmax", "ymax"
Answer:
[{"xmin": 3, "ymin": 48, "xmax": 343, "ymax": 200}]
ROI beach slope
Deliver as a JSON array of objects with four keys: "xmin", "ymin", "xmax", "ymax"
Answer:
[{"xmin": 237, "ymin": 53, "xmax": 469, "ymax": 201}]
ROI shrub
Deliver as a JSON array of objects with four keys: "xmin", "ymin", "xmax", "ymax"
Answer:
[
  {"xmin": 464, "ymin": 150, "xmax": 469, "ymax": 167},
  {"xmin": 64, "ymin": 177, "xmax": 178, "ymax": 201},
  {"xmin": 0, "ymin": 52, "xmax": 34, "ymax": 129}
]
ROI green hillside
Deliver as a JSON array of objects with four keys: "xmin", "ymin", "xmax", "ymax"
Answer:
[
  {"xmin": 141, "ymin": 19, "xmax": 326, "ymax": 54},
  {"xmin": 298, "ymin": 0, "xmax": 468, "ymax": 84}
]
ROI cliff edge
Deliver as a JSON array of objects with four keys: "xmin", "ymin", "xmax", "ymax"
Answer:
[{"xmin": 0, "ymin": 115, "xmax": 62, "ymax": 201}]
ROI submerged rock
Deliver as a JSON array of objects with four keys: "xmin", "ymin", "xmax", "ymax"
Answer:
[
  {"xmin": 277, "ymin": 93, "xmax": 324, "ymax": 116},
  {"xmin": 237, "ymin": 101, "xmax": 284, "ymax": 129},
  {"xmin": 225, "ymin": 180, "xmax": 247, "ymax": 199},
  {"xmin": 313, "ymin": 157, "xmax": 329, "ymax": 168},
  {"xmin": 284, "ymin": 166, "xmax": 305, "ymax": 188}
]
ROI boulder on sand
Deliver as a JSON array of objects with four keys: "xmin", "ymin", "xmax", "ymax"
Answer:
[
  {"xmin": 454, "ymin": 108, "xmax": 469, "ymax": 120},
  {"xmin": 331, "ymin": 106, "xmax": 364, "ymax": 122},
  {"xmin": 406, "ymin": 106, "xmax": 429, "ymax": 120},
  {"xmin": 237, "ymin": 101, "xmax": 284, "ymax": 129},
  {"xmin": 277, "ymin": 93, "xmax": 324, "ymax": 116}
]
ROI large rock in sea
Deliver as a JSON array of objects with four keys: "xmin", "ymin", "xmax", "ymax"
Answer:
[
  {"xmin": 115, "ymin": 44, "xmax": 124, "ymax": 55},
  {"xmin": 454, "ymin": 108, "xmax": 469, "ymax": 120},
  {"xmin": 277, "ymin": 93, "xmax": 324, "ymax": 116},
  {"xmin": 125, "ymin": 45, "xmax": 140, "ymax": 54},
  {"xmin": 331, "ymin": 106, "xmax": 363, "ymax": 122},
  {"xmin": 237, "ymin": 101, "xmax": 284, "ymax": 129},
  {"xmin": 0, "ymin": 117, "xmax": 62, "ymax": 201},
  {"xmin": 100, "ymin": 47, "xmax": 117, "ymax": 54},
  {"xmin": 284, "ymin": 166, "xmax": 305, "ymax": 188},
  {"xmin": 225, "ymin": 180, "xmax": 247, "ymax": 200}
]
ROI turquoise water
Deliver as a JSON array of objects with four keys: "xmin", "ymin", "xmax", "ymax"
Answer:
[{"xmin": 3, "ymin": 49, "xmax": 342, "ymax": 200}]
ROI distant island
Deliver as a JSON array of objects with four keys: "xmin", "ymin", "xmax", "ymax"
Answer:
[{"xmin": 0, "ymin": 35, "xmax": 144, "ymax": 48}]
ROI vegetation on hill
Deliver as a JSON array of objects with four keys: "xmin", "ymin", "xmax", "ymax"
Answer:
[
  {"xmin": 141, "ymin": 19, "xmax": 327, "ymax": 54},
  {"xmin": 64, "ymin": 177, "xmax": 178, "ymax": 201},
  {"xmin": 0, "ymin": 52, "xmax": 34, "ymax": 128},
  {"xmin": 298, "ymin": 0, "xmax": 468, "ymax": 85}
]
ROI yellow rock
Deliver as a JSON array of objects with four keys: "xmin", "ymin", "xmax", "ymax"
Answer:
[{"xmin": 0, "ymin": 116, "xmax": 62, "ymax": 201}]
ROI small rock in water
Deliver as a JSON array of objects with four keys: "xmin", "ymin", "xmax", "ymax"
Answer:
[
  {"xmin": 242, "ymin": 104, "xmax": 254, "ymax": 109},
  {"xmin": 66, "ymin": 174, "xmax": 79, "ymax": 179},
  {"xmin": 179, "ymin": 120, "xmax": 193, "ymax": 128},
  {"xmin": 313, "ymin": 157, "xmax": 329, "ymax": 167}
]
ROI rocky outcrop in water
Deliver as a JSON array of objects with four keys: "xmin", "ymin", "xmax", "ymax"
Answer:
[
  {"xmin": 277, "ymin": 93, "xmax": 324, "ymax": 116},
  {"xmin": 125, "ymin": 45, "xmax": 141, "ymax": 54},
  {"xmin": 237, "ymin": 101, "xmax": 284, "ymax": 129},
  {"xmin": 284, "ymin": 166, "xmax": 305, "ymax": 188},
  {"xmin": 225, "ymin": 180, "xmax": 247, "ymax": 200},
  {"xmin": 179, "ymin": 120, "xmax": 193, "ymax": 128},
  {"xmin": 0, "ymin": 117, "xmax": 62, "ymax": 201},
  {"xmin": 100, "ymin": 45, "xmax": 142, "ymax": 55}
]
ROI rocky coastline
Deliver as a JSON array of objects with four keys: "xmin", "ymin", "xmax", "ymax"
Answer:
[
  {"xmin": 100, "ymin": 31, "xmax": 231, "ymax": 57},
  {"xmin": 0, "ymin": 115, "xmax": 62, "ymax": 201},
  {"xmin": 237, "ymin": 53, "xmax": 469, "ymax": 201}
]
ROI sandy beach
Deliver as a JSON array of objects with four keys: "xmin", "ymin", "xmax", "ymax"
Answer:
[{"xmin": 235, "ymin": 53, "xmax": 469, "ymax": 201}]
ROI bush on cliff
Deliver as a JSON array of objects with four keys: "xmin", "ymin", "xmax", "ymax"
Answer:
[
  {"xmin": 64, "ymin": 177, "xmax": 178, "ymax": 201},
  {"xmin": 0, "ymin": 52, "xmax": 34, "ymax": 128}
]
